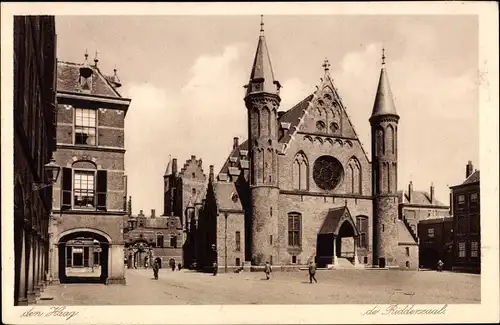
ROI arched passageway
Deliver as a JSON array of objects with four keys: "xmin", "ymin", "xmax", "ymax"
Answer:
[{"xmin": 58, "ymin": 231, "xmax": 110, "ymax": 284}]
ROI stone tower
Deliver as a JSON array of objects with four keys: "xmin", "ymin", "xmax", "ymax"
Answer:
[
  {"xmin": 163, "ymin": 157, "xmax": 178, "ymax": 216},
  {"xmin": 244, "ymin": 17, "xmax": 282, "ymax": 266},
  {"xmin": 370, "ymin": 49, "xmax": 400, "ymax": 268}
]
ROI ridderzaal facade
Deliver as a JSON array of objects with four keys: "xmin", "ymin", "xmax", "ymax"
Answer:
[{"xmin": 176, "ymin": 20, "xmax": 422, "ymax": 271}]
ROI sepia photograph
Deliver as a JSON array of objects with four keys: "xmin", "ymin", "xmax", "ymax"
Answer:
[{"xmin": 1, "ymin": 2, "xmax": 498, "ymax": 324}]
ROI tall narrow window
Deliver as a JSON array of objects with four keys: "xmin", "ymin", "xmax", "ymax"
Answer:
[
  {"xmin": 74, "ymin": 108, "xmax": 96, "ymax": 145},
  {"xmin": 387, "ymin": 125, "xmax": 395, "ymax": 154},
  {"xmin": 170, "ymin": 235, "xmax": 177, "ymax": 248},
  {"xmin": 235, "ymin": 231, "xmax": 241, "ymax": 251},
  {"xmin": 470, "ymin": 241, "xmax": 479, "ymax": 258},
  {"xmin": 356, "ymin": 216, "xmax": 368, "ymax": 248},
  {"xmin": 405, "ymin": 247, "xmax": 410, "ymax": 257},
  {"xmin": 288, "ymin": 213, "xmax": 301, "ymax": 247},
  {"xmin": 74, "ymin": 170, "xmax": 95, "ymax": 208},
  {"xmin": 61, "ymin": 167, "xmax": 73, "ymax": 211},
  {"xmin": 156, "ymin": 233, "xmax": 164, "ymax": 248},
  {"xmin": 458, "ymin": 242, "xmax": 466, "ymax": 258}
]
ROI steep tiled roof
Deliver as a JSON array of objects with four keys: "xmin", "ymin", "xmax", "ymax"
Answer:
[
  {"xmin": 397, "ymin": 190, "xmax": 447, "ymax": 207},
  {"xmin": 462, "ymin": 170, "xmax": 480, "ymax": 185},
  {"xmin": 318, "ymin": 206, "xmax": 359, "ymax": 236},
  {"xmin": 397, "ymin": 220, "xmax": 417, "ymax": 244},
  {"xmin": 57, "ymin": 61, "xmax": 123, "ymax": 98},
  {"xmin": 213, "ymin": 182, "xmax": 243, "ymax": 211},
  {"xmin": 278, "ymin": 94, "xmax": 314, "ymax": 144},
  {"xmin": 218, "ymin": 140, "xmax": 249, "ymax": 178}
]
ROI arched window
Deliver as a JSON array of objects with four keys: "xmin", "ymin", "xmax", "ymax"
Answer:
[
  {"xmin": 261, "ymin": 107, "xmax": 270, "ymax": 137},
  {"xmin": 347, "ymin": 157, "xmax": 362, "ymax": 194},
  {"xmin": 156, "ymin": 233, "xmax": 164, "ymax": 248},
  {"xmin": 387, "ymin": 125, "xmax": 395, "ymax": 154},
  {"xmin": 292, "ymin": 151, "xmax": 308, "ymax": 190},
  {"xmin": 356, "ymin": 216, "xmax": 369, "ymax": 248},
  {"xmin": 376, "ymin": 127, "xmax": 385, "ymax": 156},
  {"xmin": 253, "ymin": 109, "xmax": 260, "ymax": 138},
  {"xmin": 288, "ymin": 213, "xmax": 301, "ymax": 248}
]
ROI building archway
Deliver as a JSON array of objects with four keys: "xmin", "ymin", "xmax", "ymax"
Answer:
[
  {"xmin": 316, "ymin": 207, "xmax": 360, "ymax": 267},
  {"xmin": 58, "ymin": 230, "xmax": 110, "ymax": 284}
]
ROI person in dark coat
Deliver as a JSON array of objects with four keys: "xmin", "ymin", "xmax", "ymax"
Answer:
[
  {"xmin": 437, "ymin": 260, "xmax": 444, "ymax": 272},
  {"xmin": 178, "ymin": 263, "xmax": 182, "ymax": 271},
  {"xmin": 264, "ymin": 262, "xmax": 272, "ymax": 280},
  {"xmin": 213, "ymin": 261, "xmax": 218, "ymax": 276},
  {"xmin": 170, "ymin": 259, "xmax": 176, "ymax": 271},
  {"xmin": 308, "ymin": 261, "xmax": 317, "ymax": 284},
  {"xmin": 152, "ymin": 260, "xmax": 159, "ymax": 280}
]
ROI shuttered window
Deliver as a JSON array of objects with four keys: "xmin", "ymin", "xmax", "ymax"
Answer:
[
  {"xmin": 61, "ymin": 167, "xmax": 72, "ymax": 210},
  {"xmin": 96, "ymin": 170, "xmax": 107, "ymax": 211}
]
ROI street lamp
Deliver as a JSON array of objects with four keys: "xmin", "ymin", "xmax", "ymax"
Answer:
[{"xmin": 32, "ymin": 157, "xmax": 61, "ymax": 192}]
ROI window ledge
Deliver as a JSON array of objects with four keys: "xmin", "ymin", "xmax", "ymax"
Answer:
[{"xmin": 287, "ymin": 247, "xmax": 302, "ymax": 254}]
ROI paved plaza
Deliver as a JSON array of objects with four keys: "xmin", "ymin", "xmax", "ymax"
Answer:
[{"xmin": 36, "ymin": 269, "xmax": 481, "ymax": 305}]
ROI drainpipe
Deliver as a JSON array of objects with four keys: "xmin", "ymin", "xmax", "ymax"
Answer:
[{"xmin": 224, "ymin": 213, "xmax": 228, "ymax": 273}]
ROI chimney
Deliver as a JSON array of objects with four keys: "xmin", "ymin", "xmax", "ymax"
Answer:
[
  {"xmin": 430, "ymin": 183, "xmax": 435, "ymax": 204},
  {"xmin": 209, "ymin": 165, "xmax": 214, "ymax": 182},
  {"xmin": 172, "ymin": 158, "xmax": 178, "ymax": 175},
  {"xmin": 139, "ymin": 209, "xmax": 143, "ymax": 216},
  {"xmin": 466, "ymin": 161, "xmax": 474, "ymax": 178},
  {"xmin": 233, "ymin": 137, "xmax": 239, "ymax": 149},
  {"xmin": 151, "ymin": 209, "xmax": 155, "ymax": 218},
  {"xmin": 408, "ymin": 181, "xmax": 413, "ymax": 202},
  {"xmin": 278, "ymin": 111, "xmax": 286, "ymax": 119}
]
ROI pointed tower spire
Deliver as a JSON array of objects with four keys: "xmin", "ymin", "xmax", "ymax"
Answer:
[
  {"xmin": 164, "ymin": 155, "xmax": 172, "ymax": 176},
  {"xmin": 370, "ymin": 47, "xmax": 398, "ymax": 119},
  {"xmin": 245, "ymin": 15, "xmax": 281, "ymax": 96}
]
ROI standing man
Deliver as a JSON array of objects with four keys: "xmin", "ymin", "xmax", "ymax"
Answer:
[
  {"xmin": 308, "ymin": 261, "xmax": 318, "ymax": 284},
  {"xmin": 264, "ymin": 262, "xmax": 272, "ymax": 280},
  {"xmin": 212, "ymin": 244, "xmax": 218, "ymax": 276},
  {"xmin": 152, "ymin": 260, "xmax": 159, "ymax": 280}
]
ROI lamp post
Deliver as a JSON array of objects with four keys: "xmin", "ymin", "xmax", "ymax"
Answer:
[
  {"xmin": 224, "ymin": 213, "xmax": 228, "ymax": 273},
  {"xmin": 25, "ymin": 156, "xmax": 60, "ymax": 204}
]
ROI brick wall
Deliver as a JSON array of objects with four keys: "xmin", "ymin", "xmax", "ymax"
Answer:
[
  {"xmin": 216, "ymin": 212, "xmax": 245, "ymax": 267},
  {"xmin": 278, "ymin": 194, "xmax": 373, "ymax": 265},
  {"xmin": 280, "ymin": 134, "xmax": 371, "ymax": 195},
  {"xmin": 395, "ymin": 244, "xmax": 419, "ymax": 269},
  {"xmin": 54, "ymin": 214, "xmax": 124, "ymax": 244},
  {"xmin": 373, "ymin": 196, "xmax": 399, "ymax": 267}
]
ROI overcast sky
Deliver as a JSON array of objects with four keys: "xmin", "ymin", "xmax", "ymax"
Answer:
[{"xmin": 55, "ymin": 15, "xmax": 478, "ymax": 214}]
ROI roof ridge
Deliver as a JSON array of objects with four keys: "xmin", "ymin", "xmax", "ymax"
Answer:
[
  {"xmin": 463, "ymin": 169, "xmax": 480, "ymax": 183},
  {"xmin": 281, "ymin": 85, "xmax": 320, "ymax": 154}
]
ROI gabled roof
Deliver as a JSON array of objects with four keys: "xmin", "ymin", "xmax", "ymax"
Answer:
[
  {"xmin": 397, "ymin": 190, "xmax": 447, "ymax": 207},
  {"xmin": 318, "ymin": 206, "xmax": 359, "ymax": 236},
  {"xmin": 278, "ymin": 94, "xmax": 314, "ymax": 145},
  {"xmin": 397, "ymin": 220, "xmax": 417, "ymax": 244},
  {"xmin": 212, "ymin": 181, "xmax": 243, "ymax": 212},
  {"xmin": 57, "ymin": 61, "xmax": 123, "ymax": 98},
  {"xmin": 462, "ymin": 170, "xmax": 480, "ymax": 185}
]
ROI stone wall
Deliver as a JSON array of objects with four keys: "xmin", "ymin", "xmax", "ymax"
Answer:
[{"xmin": 216, "ymin": 212, "xmax": 245, "ymax": 267}]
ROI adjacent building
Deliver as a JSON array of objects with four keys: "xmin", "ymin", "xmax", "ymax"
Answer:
[
  {"xmin": 417, "ymin": 217, "xmax": 453, "ymax": 270},
  {"xmin": 13, "ymin": 15, "xmax": 58, "ymax": 305},
  {"xmin": 450, "ymin": 161, "xmax": 480, "ymax": 273},
  {"xmin": 48, "ymin": 53, "xmax": 131, "ymax": 284},
  {"xmin": 123, "ymin": 203, "xmax": 183, "ymax": 269},
  {"xmin": 181, "ymin": 20, "xmax": 422, "ymax": 272}
]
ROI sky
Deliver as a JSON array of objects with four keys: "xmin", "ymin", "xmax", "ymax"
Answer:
[{"xmin": 55, "ymin": 15, "xmax": 479, "ymax": 214}]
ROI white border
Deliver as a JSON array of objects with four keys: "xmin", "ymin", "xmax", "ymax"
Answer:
[{"xmin": 1, "ymin": 2, "xmax": 498, "ymax": 324}]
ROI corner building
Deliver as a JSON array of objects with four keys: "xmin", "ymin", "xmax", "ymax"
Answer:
[
  {"xmin": 185, "ymin": 21, "xmax": 419, "ymax": 270},
  {"xmin": 49, "ymin": 54, "xmax": 131, "ymax": 284}
]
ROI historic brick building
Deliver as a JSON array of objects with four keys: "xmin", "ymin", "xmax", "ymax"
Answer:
[
  {"xmin": 13, "ymin": 15, "xmax": 57, "ymax": 305},
  {"xmin": 398, "ymin": 181, "xmax": 450, "ymax": 236},
  {"xmin": 450, "ymin": 161, "xmax": 480, "ymax": 273},
  {"xmin": 48, "ymin": 53, "xmax": 131, "ymax": 284},
  {"xmin": 417, "ymin": 217, "xmax": 453, "ymax": 270},
  {"xmin": 182, "ymin": 20, "xmax": 424, "ymax": 271},
  {"xmin": 123, "ymin": 200, "xmax": 183, "ymax": 269}
]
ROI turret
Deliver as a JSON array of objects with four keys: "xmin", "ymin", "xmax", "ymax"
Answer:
[
  {"xmin": 370, "ymin": 48, "xmax": 400, "ymax": 268},
  {"xmin": 245, "ymin": 16, "xmax": 281, "ymax": 266}
]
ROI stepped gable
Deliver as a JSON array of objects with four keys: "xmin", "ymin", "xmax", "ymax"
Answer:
[
  {"xmin": 57, "ymin": 60, "xmax": 123, "ymax": 98},
  {"xmin": 397, "ymin": 220, "xmax": 417, "ymax": 244},
  {"xmin": 179, "ymin": 155, "xmax": 207, "ymax": 180}
]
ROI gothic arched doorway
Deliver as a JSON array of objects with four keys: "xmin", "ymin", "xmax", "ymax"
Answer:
[
  {"xmin": 58, "ymin": 230, "xmax": 110, "ymax": 284},
  {"xmin": 316, "ymin": 207, "xmax": 360, "ymax": 267}
]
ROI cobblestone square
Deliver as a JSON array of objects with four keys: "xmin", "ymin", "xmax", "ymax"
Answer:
[{"xmin": 37, "ymin": 269, "xmax": 480, "ymax": 305}]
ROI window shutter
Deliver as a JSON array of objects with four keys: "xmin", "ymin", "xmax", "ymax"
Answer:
[
  {"xmin": 96, "ymin": 170, "xmax": 107, "ymax": 211},
  {"xmin": 61, "ymin": 167, "xmax": 72, "ymax": 210}
]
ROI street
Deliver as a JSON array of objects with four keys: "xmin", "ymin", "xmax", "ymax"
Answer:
[{"xmin": 37, "ymin": 269, "xmax": 481, "ymax": 305}]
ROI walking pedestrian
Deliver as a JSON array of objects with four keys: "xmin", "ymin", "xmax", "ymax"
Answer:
[
  {"xmin": 178, "ymin": 263, "xmax": 182, "ymax": 271},
  {"xmin": 152, "ymin": 260, "xmax": 159, "ymax": 280},
  {"xmin": 437, "ymin": 259, "xmax": 444, "ymax": 272},
  {"xmin": 264, "ymin": 261, "xmax": 272, "ymax": 280},
  {"xmin": 170, "ymin": 259, "xmax": 176, "ymax": 271},
  {"xmin": 213, "ymin": 261, "xmax": 218, "ymax": 276},
  {"xmin": 308, "ymin": 261, "xmax": 317, "ymax": 284}
]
